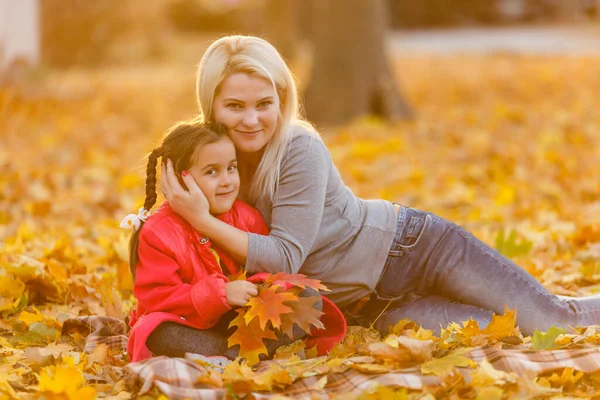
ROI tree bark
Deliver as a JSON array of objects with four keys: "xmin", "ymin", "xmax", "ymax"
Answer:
[
  {"xmin": 263, "ymin": 0, "xmax": 299, "ymax": 62},
  {"xmin": 303, "ymin": 0, "xmax": 414, "ymax": 127}
]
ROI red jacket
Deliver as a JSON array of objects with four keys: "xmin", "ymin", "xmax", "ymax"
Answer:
[{"xmin": 127, "ymin": 200, "xmax": 346, "ymax": 362}]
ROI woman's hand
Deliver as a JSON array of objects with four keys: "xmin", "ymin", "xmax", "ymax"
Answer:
[
  {"xmin": 225, "ymin": 280, "xmax": 258, "ymax": 307},
  {"xmin": 161, "ymin": 158, "xmax": 211, "ymax": 229}
]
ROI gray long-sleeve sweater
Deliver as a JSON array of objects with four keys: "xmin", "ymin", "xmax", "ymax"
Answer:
[{"xmin": 246, "ymin": 126, "xmax": 397, "ymax": 307}]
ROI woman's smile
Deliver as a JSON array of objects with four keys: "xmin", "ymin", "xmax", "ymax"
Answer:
[
  {"xmin": 235, "ymin": 129, "xmax": 263, "ymax": 136},
  {"xmin": 213, "ymin": 73, "xmax": 279, "ymax": 155}
]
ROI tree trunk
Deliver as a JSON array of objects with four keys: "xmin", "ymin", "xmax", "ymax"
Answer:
[
  {"xmin": 303, "ymin": 0, "xmax": 414, "ymax": 127},
  {"xmin": 263, "ymin": 0, "xmax": 299, "ymax": 62}
]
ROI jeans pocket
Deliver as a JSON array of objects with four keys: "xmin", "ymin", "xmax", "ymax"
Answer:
[
  {"xmin": 389, "ymin": 209, "xmax": 432, "ymax": 256},
  {"xmin": 375, "ymin": 208, "xmax": 439, "ymax": 300}
]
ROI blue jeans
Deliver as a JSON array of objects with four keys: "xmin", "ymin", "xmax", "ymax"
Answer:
[{"xmin": 355, "ymin": 206, "xmax": 600, "ymax": 335}]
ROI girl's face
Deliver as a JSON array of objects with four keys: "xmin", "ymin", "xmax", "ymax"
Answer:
[
  {"xmin": 188, "ymin": 137, "xmax": 240, "ymax": 215},
  {"xmin": 212, "ymin": 73, "xmax": 279, "ymax": 156}
]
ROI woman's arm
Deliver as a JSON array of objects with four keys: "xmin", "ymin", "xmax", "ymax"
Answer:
[{"xmin": 162, "ymin": 134, "xmax": 329, "ymax": 273}]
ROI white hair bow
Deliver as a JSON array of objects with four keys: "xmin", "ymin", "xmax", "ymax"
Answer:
[{"xmin": 119, "ymin": 207, "xmax": 151, "ymax": 231}]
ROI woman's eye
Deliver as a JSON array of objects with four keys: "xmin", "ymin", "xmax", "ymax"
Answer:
[
  {"xmin": 258, "ymin": 101, "xmax": 272, "ymax": 108},
  {"xmin": 227, "ymin": 103, "xmax": 242, "ymax": 109}
]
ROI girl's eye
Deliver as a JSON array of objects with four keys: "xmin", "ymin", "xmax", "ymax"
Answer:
[
  {"xmin": 228, "ymin": 165, "xmax": 238, "ymax": 172},
  {"xmin": 206, "ymin": 169, "xmax": 218, "ymax": 175}
]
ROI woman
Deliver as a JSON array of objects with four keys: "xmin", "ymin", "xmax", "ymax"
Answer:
[{"xmin": 162, "ymin": 35, "xmax": 600, "ymax": 338}]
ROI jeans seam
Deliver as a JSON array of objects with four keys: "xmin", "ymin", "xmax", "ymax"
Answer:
[{"xmin": 460, "ymin": 228, "xmax": 569, "ymax": 314}]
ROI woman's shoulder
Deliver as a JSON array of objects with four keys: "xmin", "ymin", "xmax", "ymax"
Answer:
[
  {"xmin": 289, "ymin": 121, "xmax": 322, "ymax": 142},
  {"xmin": 287, "ymin": 121, "xmax": 328, "ymax": 157}
]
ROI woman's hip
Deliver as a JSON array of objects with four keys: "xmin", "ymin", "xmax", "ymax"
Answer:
[{"xmin": 374, "ymin": 205, "xmax": 456, "ymax": 301}]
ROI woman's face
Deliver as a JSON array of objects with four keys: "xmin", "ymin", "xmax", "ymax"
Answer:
[{"xmin": 212, "ymin": 73, "xmax": 279, "ymax": 156}]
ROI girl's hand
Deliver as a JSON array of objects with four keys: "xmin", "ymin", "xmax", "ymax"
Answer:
[
  {"xmin": 225, "ymin": 280, "xmax": 258, "ymax": 307},
  {"xmin": 162, "ymin": 158, "xmax": 211, "ymax": 228}
]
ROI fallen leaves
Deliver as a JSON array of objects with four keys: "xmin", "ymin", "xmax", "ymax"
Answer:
[
  {"xmin": 38, "ymin": 365, "xmax": 97, "ymax": 400},
  {"xmin": 4, "ymin": 52, "xmax": 600, "ymax": 399},
  {"xmin": 531, "ymin": 326, "xmax": 567, "ymax": 350}
]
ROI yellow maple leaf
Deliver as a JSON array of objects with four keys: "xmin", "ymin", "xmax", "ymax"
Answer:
[
  {"xmin": 252, "ymin": 363, "xmax": 293, "ymax": 391},
  {"xmin": 481, "ymin": 307, "xmax": 517, "ymax": 340},
  {"xmin": 475, "ymin": 387, "xmax": 503, "ymax": 400},
  {"xmin": 350, "ymin": 363, "xmax": 389, "ymax": 374},
  {"xmin": 228, "ymin": 269, "xmax": 248, "ymax": 282},
  {"xmin": 547, "ymin": 367, "xmax": 585, "ymax": 388},
  {"xmin": 366, "ymin": 337, "xmax": 434, "ymax": 367},
  {"xmin": 0, "ymin": 274, "xmax": 25, "ymax": 312},
  {"xmin": 461, "ymin": 318, "xmax": 482, "ymax": 338},
  {"xmin": 420, "ymin": 348, "xmax": 475, "ymax": 376},
  {"xmin": 18, "ymin": 307, "xmax": 45, "ymax": 326},
  {"xmin": 470, "ymin": 360, "xmax": 511, "ymax": 387},
  {"xmin": 38, "ymin": 365, "xmax": 96, "ymax": 400}
]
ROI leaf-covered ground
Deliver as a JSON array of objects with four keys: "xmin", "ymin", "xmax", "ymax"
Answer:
[{"xmin": 3, "ymin": 53, "xmax": 600, "ymax": 398}]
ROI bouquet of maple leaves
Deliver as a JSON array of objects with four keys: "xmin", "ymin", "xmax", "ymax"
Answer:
[{"xmin": 227, "ymin": 272, "xmax": 329, "ymax": 365}]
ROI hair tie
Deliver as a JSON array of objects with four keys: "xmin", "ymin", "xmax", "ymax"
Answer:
[{"xmin": 119, "ymin": 207, "xmax": 151, "ymax": 231}]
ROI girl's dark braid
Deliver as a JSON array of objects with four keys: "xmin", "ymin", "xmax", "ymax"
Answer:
[{"xmin": 143, "ymin": 147, "xmax": 163, "ymax": 211}]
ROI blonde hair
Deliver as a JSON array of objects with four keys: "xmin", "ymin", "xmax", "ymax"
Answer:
[{"xmin": 195, "ymin": 35, "xmax": 314, "ymax": 204}]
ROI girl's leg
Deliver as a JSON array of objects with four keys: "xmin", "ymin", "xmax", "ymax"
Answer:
[
  {"xmin": 146, "ymin": 316, "xmax": 300, "ymax": 360},
  {"xmin": 147, "ymin": 320, "xmax": 232, "ymax": 358},
  {"xmin": 374, "ymin": 206, "xmax": 600, "ymax": 335},
  {"xmin": 147, "ymin": 288, "xmax": 322, "ymax": 359},
  {"xmin": 373, "ymin": 295, "xmax": 493, "ymax": 336}
]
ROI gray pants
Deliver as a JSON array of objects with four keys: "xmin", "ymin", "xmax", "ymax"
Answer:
[
  {"xmin": 147, "ymin": 288, "xmax": 322, "ymax": 359},
  {"xmin": 353, "ymin": 206, "xmax": 600, "ymax": 336}
]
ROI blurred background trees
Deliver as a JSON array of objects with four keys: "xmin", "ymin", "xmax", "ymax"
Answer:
[
  {"xmin": 3, "ymin": 0, "xmax": 599, "ymax": 126},
  {"xmin": 302, "ymin": 0, "xmax": 414, "ymax": 126}
]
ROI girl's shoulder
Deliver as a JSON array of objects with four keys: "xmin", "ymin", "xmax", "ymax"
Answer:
[
  {"xmin": 140, "ymin": 202, "xmax": 190, "ymax": 238},
  {"xmin": 217, "ymin": 200, "xmax": 266, "ymax": 234},
  {"xmin": 224, "ymin": 199, "xmax": 262, "ymax": 221}
]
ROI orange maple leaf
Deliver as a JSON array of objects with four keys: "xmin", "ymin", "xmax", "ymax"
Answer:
[
  {"xmin": 265, "ymin": 273, "xmax": 330, "ymax": 292},
  {"xmin": 228, "ymin": 308, "xmax": 277, "ymax": 366},
  {"xmin": 482, "ymin": 307, "xmax": 518, "ymax": 340},
  {"xmin": 244, "ymin": 285, "xmax": 297, "ymax": 330},
  {"xmin": 279, "ymin": 295, "xmax": 324, "ymax": 338},
  {"xmin": 461, "ymin": 318, "xmax": 482, "ymax": 338},
  {"xmin": 227, "ymin": 268, "xmax": 248, "ymax": 282}
]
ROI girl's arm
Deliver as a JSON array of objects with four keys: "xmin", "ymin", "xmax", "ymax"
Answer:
[
  {"xmin": 135, "ymin": 228, "xmax": 231, "ymax": 327},
  {"xmin": 163, "ymin": 135, "xmax": 329, "ymax": 274}
]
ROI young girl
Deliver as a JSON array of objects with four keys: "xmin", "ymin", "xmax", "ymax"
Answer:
[{"xmin": 121, "ymin": 120, "xmax": 345, "ymax": 362}]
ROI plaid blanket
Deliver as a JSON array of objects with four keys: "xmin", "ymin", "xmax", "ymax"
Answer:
[{"xmin": 62, "ymin": 316, "xmax": 600, "ymax": 399}]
